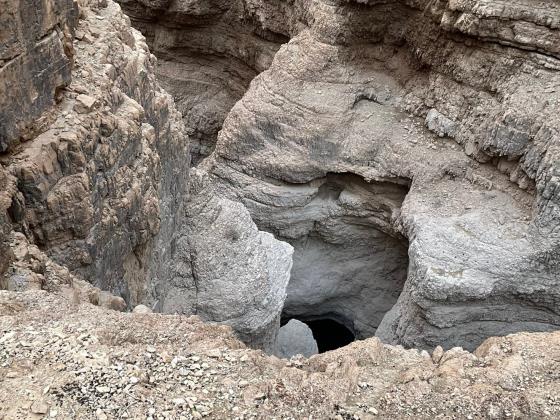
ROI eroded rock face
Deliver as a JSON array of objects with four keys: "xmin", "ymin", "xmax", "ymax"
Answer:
[
  {"xmin": 0, "ymin": 0, "xmax": 294, "ymax": 349},
  {"xmin": 115, "ymin": 0, "xmax": 560, "ymax": 351},
  {"xmin": 117, "ymin": 0, "xmax": 290, "ymax": 162},
  {"xmin": 0, "ymin": 0, "xmax": 78, "ymax": 152},
  {"xmin": 233, "ymin": 172, "xmax": 411, "ymax": 340},
  {"xmin": 2, "ymin": 0, "xmax": 189, "ymax": 307},
  {"xmin": 156, "ymin": 168, "xmax": 293, "ymax": 350}
]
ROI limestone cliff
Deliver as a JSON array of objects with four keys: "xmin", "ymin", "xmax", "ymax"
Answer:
[{"xmin": 116, "ymin": 0, "xmax": 560, "ymax": 351}]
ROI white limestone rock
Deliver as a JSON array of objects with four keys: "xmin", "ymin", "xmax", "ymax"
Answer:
[{"xmin": 275, "ymin": 319, "xmax": 318, "ymax": 359}]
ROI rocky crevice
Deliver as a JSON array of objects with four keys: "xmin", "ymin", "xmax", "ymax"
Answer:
[
  {"xmin": 1, "ymin": 0, "xmax": 560, "ymax": 362},
  {"xmin": 118, "ymin": 0, "xmax": 291, "ymax": 163}
]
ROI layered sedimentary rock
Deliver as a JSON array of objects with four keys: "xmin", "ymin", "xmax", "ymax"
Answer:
[
  {"xmin": 117, "ymin": 0, "xmax": 290, "ymax": 162},
  {"xmin": 2, "ymin": 0, "xmax": 189, "ymax": 306},
  {"xmin": 116, "ymin": 0, "xmax": 560, "ymax": 351},
  {"xmin": 0, "ymin": 0, "xmax": 78, "ymax": 152},
  {"xmin": 0, "ymin": 0, "xmax": 294, "ymax": 349}
]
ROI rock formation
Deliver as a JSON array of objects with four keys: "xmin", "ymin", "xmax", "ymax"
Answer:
[
  {"xmin": 1, "ymin": 1, "xmax": 560, "ymax": 417},
  {"xmin": 116, "ymin": 0, "xmax": 560, "ymax": 351},
  {"xmin": 0, "ymin": 0, "xmax": 292, "ymax": 350},
  {"xmin": 275, "ymin": 318, "xmax": 318, "ymax": 359}
]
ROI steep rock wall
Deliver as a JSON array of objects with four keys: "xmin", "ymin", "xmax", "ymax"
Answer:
[
  {"xmin": 0, "ymin": 0, "xmax": 78, "ymax": 152},
  {"xmin": 117, "ymin": 0, "xmax": 290, "ymax": 162},
  {"xmin": 118, "ymin": 0, "xmax": 560, "ymax": 351},
  {"xmin": 0, "ymin": 0, "xmax": 293, "ymax": 350}
]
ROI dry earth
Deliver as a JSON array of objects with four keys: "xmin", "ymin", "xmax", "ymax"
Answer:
[{"xmin": 2, "ymin": 290, "xmax": 560, "ymax": 420}]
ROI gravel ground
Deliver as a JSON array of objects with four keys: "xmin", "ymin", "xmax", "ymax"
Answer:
[{"xmin": 2, "ymin": 290, "xmax": 560, "ymax": 419}]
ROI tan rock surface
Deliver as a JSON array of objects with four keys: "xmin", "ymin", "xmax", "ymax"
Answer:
[{"xmin": 1, "ymin": 289, "xmax": 560, "ymax": 419}]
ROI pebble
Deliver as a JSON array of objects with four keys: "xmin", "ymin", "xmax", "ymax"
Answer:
[{"xmin": 31, "ymin": 401, "xmax": 49, "ymax": 414}]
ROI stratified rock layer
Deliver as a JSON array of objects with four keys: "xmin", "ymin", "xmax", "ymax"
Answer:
[
  {"xmin": 118, "ymin": 0, "xmax": 560, "ymax": 351},
  {"xmin": 0, "ymin": 0, "xmax": 294, "ymax": 349},
  {"xmin": 0, "ymin": 0, "xmax": 78, "ymax": 152}
]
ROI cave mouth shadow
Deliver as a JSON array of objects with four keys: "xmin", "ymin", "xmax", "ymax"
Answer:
[
  {"xmin": 278, "ymin": 172, "xmax": 411, "ymax": 346},
  {"xmin": 305, "ymin": 318, "xmax": 355, "ymax": 353},
  {"xmin": 253, "ymin": 172, "xmax": 412, "ymax": 356},
  {"xmin": 281, "ymin": 315, "xmax": 356, "ymax": 353}
]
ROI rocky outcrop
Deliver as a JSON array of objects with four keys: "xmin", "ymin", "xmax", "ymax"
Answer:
[
  {"xmin": 2, "ymin": 0, "xmax": 189, "ymax": 307},
  {"xmin": 2, "ymin": 0, "xmax": 560, "ymax": 369},
  {"xmin": 155, "ymin": 168, "xmax": 293, "ymax": 350},
  {"xmin": 0, "ymin": 0, "xmax": 78, "ymax": 152},
  {"xmin": 0, "ymin": 0, "xmax": 294, "ymax": 349},
  {"xmin": 3, "ymin": 0, "xmax": 560, "ymax": 416},
  {"xmin": 117, "ymin": 0, "xmax": 289, "ymax": 162},
  {"xmin": 117, "ymin": 0, "xmax": 560, "ymax": 351},
  {"xmin": 3, "ymin": 289, "xmax": 560, "ymax": 419}
]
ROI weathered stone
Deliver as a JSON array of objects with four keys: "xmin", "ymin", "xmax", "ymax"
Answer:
[
  {"xmin": 132, "ymin": 304, "xmax": 153, "ymax": 314},
  {"xmin": 30, "ymin": 400, "xmax": 49, "ymax": 414},
  {"xmin": 275, "ymin": 319, "xmax": 318, "ymax": 359},
  {"xmin": 96, "ymin": 291, "xmax": 127, "ymax": 312},
  {"xmin": 0, "ymin": 0, "xmax": 78, "ymax": 152},
  {"xmin": 74, "ymin": 94, "xmax": 98, "ymax": 113}
]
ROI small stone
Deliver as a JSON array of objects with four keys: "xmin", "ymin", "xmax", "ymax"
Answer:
[
  {"xmin": 368, "ymin": 407, "xmax": 378, "ymax": 415},
  {"xmin": 31, "ymin": 401, "xmax": 49, "ymax": 414},
  {"xmin": 206, "ymin": 349, "xmax": 222, "ymax": 359},
  {"xmin": 74, "ymin": 94, "xmax": 98, "ymax": 114},
  {"xmin": 132, "ymin": 304, "xmax": 152, "ymax": 314},
  {"xmin": 432, "ymin": 345, "xmax": 444, "ymax": 363},
  {"xmin": 96, "ymin": 386, "xmax": 111, "ymax": 394},
  {"xmin": 96, "ymin": 409, "xmax": 108, "ymax": 420}
]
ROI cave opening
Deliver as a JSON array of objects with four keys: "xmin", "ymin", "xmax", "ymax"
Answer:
[
  {"xmin": 303, "ymin": 318, "xmax": 355, "ymax": 353},
  {"xmin": 266, "ymin": 173, "xmax": 411, "ymax": 358},
  {"xmin": 276, "ymin": 315, "xmax": 356, "ymax": 357}
]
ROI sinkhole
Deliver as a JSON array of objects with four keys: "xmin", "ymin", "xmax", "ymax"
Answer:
[
  {"xmin": 276, "ymin": 316, "xmax": 356, "ymax": 358},
  {"xmin": 266, "ymin": 173, "xmax": 411, "ymax": 358}
]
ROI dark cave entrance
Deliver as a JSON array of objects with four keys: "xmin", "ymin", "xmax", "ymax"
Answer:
[
  {"xmin": 255, "ymin": 173, "xmax": 412, "ymax": 358},
  {"xmin": 304, "ymin": 318, "xmax": 355, "ymax": 353},
  {"xmin": 278, "ymin": 315, "xmax": 356, "ymax": 354}
]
